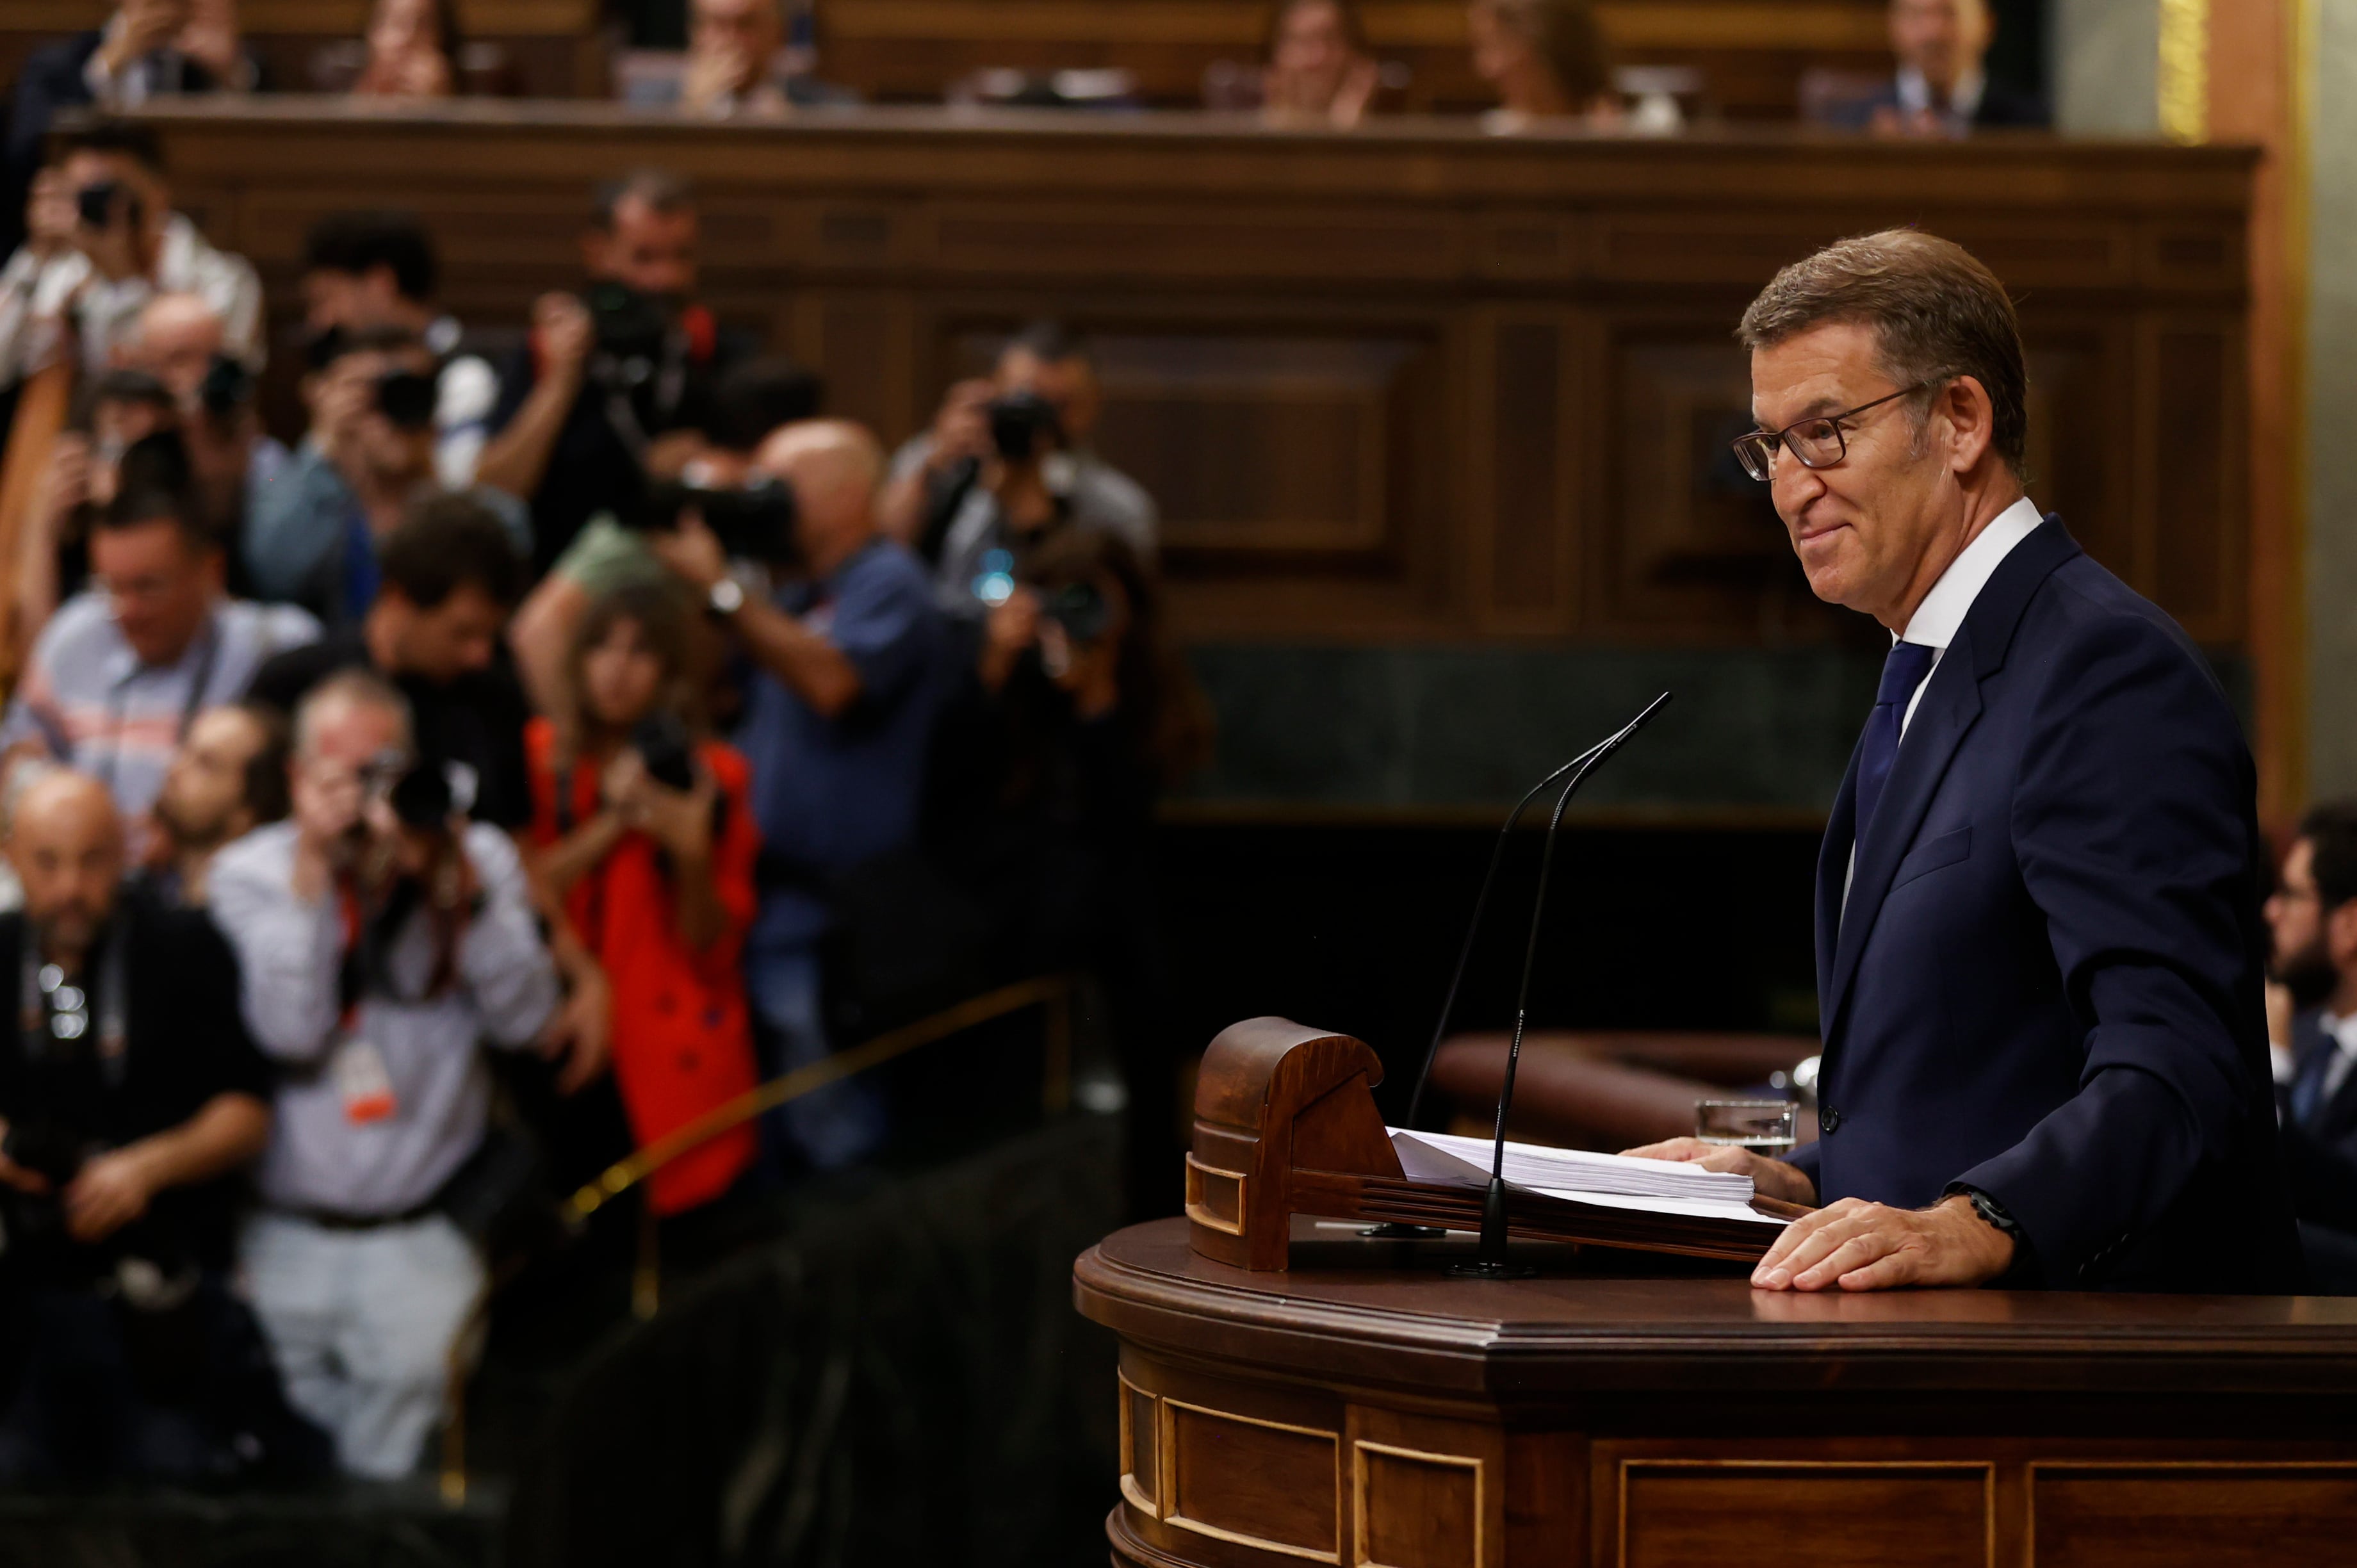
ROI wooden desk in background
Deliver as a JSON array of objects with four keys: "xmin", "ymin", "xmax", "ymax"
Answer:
[
  {"xmin": 1077, "ymin": 1217, "xmax": 2357, "ymax": 1567},
  {"xmin": 126, "ymin": 100, "xmax": 2254, "ymax": 667}
]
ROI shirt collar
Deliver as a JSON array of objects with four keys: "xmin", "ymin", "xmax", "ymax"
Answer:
[
  {"xmin": 2322, "ymin": 1011, "xmax": 2357, "ymax": 1058},
  {"xmin": 1897, "ymin": 496, "xmax": 2044, "ymax": 651}
]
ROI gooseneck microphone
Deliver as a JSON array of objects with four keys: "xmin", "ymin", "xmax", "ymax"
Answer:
[
  {"xmin": 1449, "ymin": 691, "xmax": 1672, "ymax": 1280},
  {"xmin": 1357, "ymin": 734, "xmax": 1623, "ymax": 1243}
]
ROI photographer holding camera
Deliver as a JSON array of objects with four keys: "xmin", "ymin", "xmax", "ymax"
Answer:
[
  {"xmin": 648, "ymin": 419, "xmax": 947, "ymax": 1171},
  {"xmin": 475, "ymin": 170, "xmax": 751, "ymax": 578},
  {"xmin": 522, "ymin": 584, "xmax": 761, "ymax": 1215},
  {"xmin": 0, "ymin": 771, "xmax": 322, "ymax": 1483},
  {"xmin": 0, "ymin": 122, "xmax": 260, "ymax": 389},
  {"xmin": 927, "ymin": 527, "xmax": 1210, "ymax": 1217},
  {"xmin": 880, "ymin": 321, "xmax": 1157, "ymax": 620},
  {"xmin": 246, "ymin": 324, "xmax": 528, "ymax": 630},
  {"xmin": 208, "ymin": 671, "xmax": 560, "ymax": 1478}
]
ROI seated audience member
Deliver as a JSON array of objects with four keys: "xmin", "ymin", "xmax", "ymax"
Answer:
[
  {"xmin": 1260, "ymin": 0, "xmax": 1380, "ymax": 128},
  {"xmin": 15, "ymin": 368, "xmax": 178, "ymax": 645},
  {"xmin": 0, "ymin": 771, "xmax": 319, "ymax": 1483},
  {"xmin": 352, "ymin": 0, "xmax": 462, "ymax": 99},
  {"xmin": 0, "ymin": 123, "xmax": 263, "ymax": 388},
  {"xmin": 647, "ymin": 420, "xmax": 947, "ymax": 1169},
  {"xmin": 247, "ymin": 494, "xmax": 534, "ymax": 835},
  {"xmin": 1, "ymin": 434, "xmax": 319, "ymax": 824},
  {"xmin": 299, "ymin": 209, "xmax": 499, "ymax": 487},
  {"xmin": 209, "ymin": 673, "xmax": 560, "ymax": 1478},
  {"xmin": 525, "ymin": 584, "xmax": 760, "ymax": 1214},
  {"xmin": 1464, "ymin": 0, "xmax": 1617, "ymax": 133},
  {"xmin": 2264, "ymin": 804, "xmax": 2357, "ymax": 1293},
  {"xmin": 140, "ymin": 701, "xmax": 288, "ymax": 906},
  {"xmin": 681, "ymin": 0, "xmax": 791, "ymax": 117},
  {"xmin": 122, "ymin": 292, "xmax": 288, "ymax": 571},
  {"xmin": 474, "ymin": 170, "xmax": 753, "ymax": 578},
  {"xmin": 1825, "ymin": 0, "xmax": 2046, "ymax": 135},
  {"xmin": 880, "ymin": 322, "xmax": 1158, "ymax": 621},
  {"xmin": 929, "ymin": 527, "xmax": 1212, "ymax": 1214},
  {"xmin": 507, "ymin": 355, "xmax": 822, "ymax": 718},
  {"xmin": 245, "ymin": 325, "xmax": 526, "ymax": 628}
]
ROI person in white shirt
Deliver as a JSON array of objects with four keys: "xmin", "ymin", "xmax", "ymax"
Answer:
[{"xmin": 0, "ymin": 122, "xmax": 263, "ymax": 389}]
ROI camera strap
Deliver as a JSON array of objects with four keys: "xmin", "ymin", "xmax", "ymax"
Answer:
[
  {"xmin": 95, "ymin": 617, "xmax": 220, "ymax": 800},
  {"xmin": 17, "ymin": 926, "xmax": 129, "ymax": 1091}
]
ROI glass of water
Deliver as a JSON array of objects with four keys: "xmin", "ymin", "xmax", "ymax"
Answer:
[{"xmin": 1695, "ymin": 1098, "xmax": 1797, "ymax": 1156}]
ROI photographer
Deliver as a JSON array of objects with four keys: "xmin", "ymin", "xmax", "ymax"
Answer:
[
  {"xmin": 879, "ymin": 321, "xmax": 1157, "ymax": 619},
  {"xmin": 141, "ymin": 701, "xmax": 289, "ymax": 907},
  {"xmin": 208, "ymin": 671, "xmax": 560, "ymax": 1478},
  {"xmin": 123, "ymin": 293, "xmax": 286, "ymax": 585},
  {"xmin": 0, "ymin": 122, "xmax": 261, "ymax": 389},
  {"xmin": 523, "ymin": 584, "xmax": 760, "ymax": 1215},
  {"xmin": 13, "ymin": 367, "xmax": 175, "ymax": 651},
  {"xmin": 0, "ymin": 771, "xmax": 318, "ymax": 1483},
  {"xmin": 928, "ymin": 527, "xmax": 1210, "ymax": 1216},
  {"xmin": 475, "ymin": 169, "xmax": 752, "ymax": 578},
  {"xmin": 1, "ymin": 432, "xmax": 318, "ymax": 824},
  {"xmin": 647, "ymin": 420, "xmax": 947, "ymax": 1171},
  {"xmin": 245, "ymin": 325, "xmax": 528, "ymax": 629}
]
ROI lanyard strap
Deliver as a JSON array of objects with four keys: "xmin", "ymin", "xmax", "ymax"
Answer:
[
  {"xmin": 94, "ymin": 617, "xmax": 220, "ymax": 797},
  {"xmin": 18, "ymin": 926, "xmax": 129, "ymax": 1091}
]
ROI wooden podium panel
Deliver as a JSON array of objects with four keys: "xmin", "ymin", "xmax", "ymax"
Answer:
[{"xmin": 1076, "ymin": 1218, "xmax": 2357, "ymax": 1567}]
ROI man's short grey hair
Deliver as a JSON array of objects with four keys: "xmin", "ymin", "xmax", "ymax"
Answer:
[{"xmin": 293, "ymin": 670, "xmax": 414, "ymax": 759}]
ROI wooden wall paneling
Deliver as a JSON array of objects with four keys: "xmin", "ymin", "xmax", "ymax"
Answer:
[
  {"xmin": 1474, "ymin": 310, "xmax": 1579, "ymax": 633},
  {"xmin": 2140, "ymin": 316, "xmax": 2249, "ymax": 646}
]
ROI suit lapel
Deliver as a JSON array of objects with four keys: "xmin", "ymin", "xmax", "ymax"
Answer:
[
  {"xmin": 1818, "ymin": 516, "xmax": 2084, "ymax": 1049},
  {"xmin": 1816, "ymin": 746, "xmax": 1861, "ymax": 1033}
]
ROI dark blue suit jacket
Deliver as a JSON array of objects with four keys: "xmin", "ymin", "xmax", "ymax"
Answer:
[
  {"xmin": 2278, "ymin": 1011, "xmax": 2357, "ymax": 1233},
  {"xmin": 1820, "ymin": 77, "xmax": 2051, "ymax": 131},
  {"xmin": 1785, "ymin": 518, "xmax": 2302, "ymax": 1293}
]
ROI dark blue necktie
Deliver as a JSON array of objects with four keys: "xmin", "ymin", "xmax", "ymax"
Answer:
[
  {"xmin": 1854, "ymin": 641, "xmax": 1937, "ymax": 842},
  {"xmin": 2292, "ymin": 1041, "xmax": 2337, "ymax": 1129}
]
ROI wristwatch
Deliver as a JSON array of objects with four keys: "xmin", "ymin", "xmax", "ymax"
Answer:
[
  {"xmin": 1950, "ymin": 1183, "xmax": 2037, "ymax": 1285},
  {"xmin": 707, "ymin": 576, "xmax": 745, "ymax": 616}
]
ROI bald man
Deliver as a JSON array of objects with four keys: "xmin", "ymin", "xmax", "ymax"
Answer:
[
  {"xmin": 649, "ymin": 418, "xmax": 948, "ymax": 1170},
  {"xmin": 0, "ymin": 771, "xmax": 300, "ymax": 1482},
  {"xmin": 1832, "ymin": 0, "xmax": 2047, "ymax": 136}
]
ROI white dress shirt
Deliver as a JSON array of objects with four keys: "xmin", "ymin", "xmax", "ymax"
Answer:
[{"xmin": 2316, "ymin": 1013, "xmax": 2357, "ymax": 1106}]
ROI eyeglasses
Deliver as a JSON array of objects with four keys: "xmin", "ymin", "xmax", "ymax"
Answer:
[{"xmin": 1730, "ymin": 384, "xmax": 1927, "ymax": 482}]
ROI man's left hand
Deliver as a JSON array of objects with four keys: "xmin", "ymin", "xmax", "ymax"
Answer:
[
  {"xmin": 1750, "ymin": 1192, "xmax": 2014, "ymax": 1292},
  {"xmin": 648, "ymin": 512, "xmax": 728, "ymax": 592},
  {"xmin": 64, "ymin": 1149, "xmax": 157, "ymax": 1243},
  {"xmin": 539, "ymin": 965, "xmax": 612, "ymax": 1095}
]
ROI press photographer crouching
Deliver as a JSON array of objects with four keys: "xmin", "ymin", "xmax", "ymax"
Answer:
[
  {"xmin": 208, "ymin": 673, "xmax": 560, "ymax": 1478},
  {"xmin": 523, "ymin": 584, "xmax": 762, "ymax": 1217},
  {"xmin": 928, "ymin": 528, "xmax": 1212, "ymax": 1216},
  {"xmin": 0, "ymin": 771, "xmax": 323, "ymax": 1483},
  {"xmin": 881, "ymin": 321, "xmax": 1159, "ymax": 622}
]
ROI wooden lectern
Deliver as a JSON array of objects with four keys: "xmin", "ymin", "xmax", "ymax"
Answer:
[
  {"xmin": 1077, "ymin": 1017, "xmax": 2357, "ymax": 1567},
  {"xmin": 1184, "ymin": 1017, "xmax": 1798, "ymax": 1272}
]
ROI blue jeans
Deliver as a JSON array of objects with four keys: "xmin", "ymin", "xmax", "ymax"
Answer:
[{"xmin": 745, "ymin": 943, "xmax": 884, "ymax": 1171}]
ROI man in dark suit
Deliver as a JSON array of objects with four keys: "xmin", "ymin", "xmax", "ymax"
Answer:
[
  {"xmin": 2262, "ymin": 804, "xmax": 2357, "ymax": 1291},
  {"xmin": 1819, "ymin": 0, "xmax": 2048, "ymax": 136},
  {"xmin": 1629, "ymin": 229, "xmax": 2300, "ymax": 1294}
]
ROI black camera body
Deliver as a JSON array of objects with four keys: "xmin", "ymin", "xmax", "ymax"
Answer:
[
  {"xmin": 197, "ymin": 353, "xmax": 253, "ymax": 419},
  {"xmin": 638, "ymin": 476, "xmax": 799, "ymax": 565},
  {"xmin": 3, "ymin": 1120, "xmax": 92, "ymax": 1191},
  {"xmin": 989, "ymin": 390, "xmax": 1065, "ymax": 465},
  {"xmin": 375, "ymin": 368, "xmax": 438, "ymax": 432},
  {"xmin": 1038, "ymin": 580, "xmax": 1112, "ymax": 644},
  {"xmin": 583, "ymin": 282, "xmax": 671, "ymax": 383},
  {"xmin": 76, "ymin": 179, "xmax": 142, "ymax": 233},
  {"xmin": 389, "ymin": 758, "xmax": 455, "ymax": 831},
  {"xmin": 630, "ymin": 712, "xmax": 698, "ymax": 794}
]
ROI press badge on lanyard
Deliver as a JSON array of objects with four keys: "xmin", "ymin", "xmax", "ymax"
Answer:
[{"xmin": 334, "ymin": 887, "xmax": 397, "ymax": 1123}]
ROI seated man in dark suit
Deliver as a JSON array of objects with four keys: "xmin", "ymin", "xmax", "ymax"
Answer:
[
  {"xmin": 1629, "ymin": 229, "xmax": 2299, "ymax": 1294},
  {"xmin": 2262, "ymin": 803, "xmax": 2357, "ymax": 1291},
  {"xmin": 1822, "ymin": 0, "xmax": 2048, "ymax": 136}
]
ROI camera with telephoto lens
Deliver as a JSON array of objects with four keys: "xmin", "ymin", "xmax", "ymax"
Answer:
[
  {"xmin": 988, "ymin": 389, "xmax": 1064, "ymax": 465},
  {"xmin": 1038, "ymin": 580, "xmax": 1111, "ymax": 644},
  {"xmin": 76, "ymin": 179, "xmax": 142, "ymax": 233},
  {"xmin": 197, "ymin": 352, "xmax": 252, "ymax": 419},
  {"xmin": 583, "ymin": 281, "xmax": 671, "ymax": 386},
  {"xmin": 637, "ymin": 476, "xmax": 799, "ymax": 565},
  {"xmin": 388, "ymin": 758, "xmax": 454, "ymax": 831}
]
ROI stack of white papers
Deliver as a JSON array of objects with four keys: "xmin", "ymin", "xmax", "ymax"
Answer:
[{"xmin": 1390, "ymin": 1128, "xmax": 1789, "ymax": 1227}]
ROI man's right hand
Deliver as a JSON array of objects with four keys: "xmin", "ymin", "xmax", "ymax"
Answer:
[
  {"xmin": 31, "ymin": 435, "xmax": 92, "ymax": 535},
  {"xmin": 533, "ymin": 291, "xmax": 594, "ymax": 391},
  {"xmin": 1620, "ymin": 1136, "xmax": 1819, "ymax": 1206},
  {"xmin": 307, "ymin": 357, "xmax": 375, "ymax": 471},
  {"xmin": 289, "ymin": 754, "xmax": 368, "ymax": 901},
  {"xmin": 24, "ymin": 169, "xmax": 77, "ymax": 259},
  {"xmin": 926, "ymin": 379, "xmax": 996, "ymax": 473}
]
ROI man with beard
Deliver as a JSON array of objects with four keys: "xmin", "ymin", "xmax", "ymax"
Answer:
[
  {"xmin": 2263, "ymin": 803, "xmax": 2357, "ymax": 1291},
  {"xmin": 473, "ymin": 169, "xmax": 751, "ymax": 578},
  {"xmin": 0, "ymin": 772, "xmax": 318, "ymax": 1482},
  {"xmin": 142, "ymin": 702, "xmax": 288, "ymax": 906}
]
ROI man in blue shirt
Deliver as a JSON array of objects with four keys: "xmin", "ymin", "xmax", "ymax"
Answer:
[{"xmin": 649, "ymin": 419, "xmax": 947, "ymax": 1169}]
